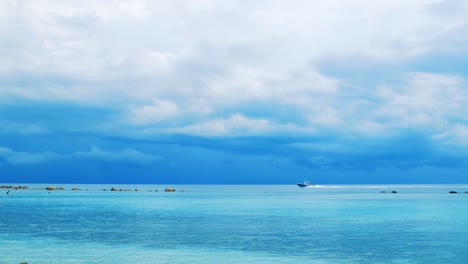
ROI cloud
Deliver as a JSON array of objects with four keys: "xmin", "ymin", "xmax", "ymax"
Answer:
[
  {"xmin": 0, "ymin": 147, "xmax": 60, "ymax": 165},
  {"xmin": 367, "ymin": 72, "xmax": 468, "ymax": 138},
  {"xmin": 172, "ymin": 114, "xmax": 272, "ymax": 136},
  {"xmin": 0, "ymin": 145, "xmax": 161, "ymax": 166},
  {"xmin": 74, "ymin": 146, "xmax": 161, "ymax": 164},
  {"xmin": 2, "ymin": 0, "xmax": 467, "ymax": 106},
  {"xmin": 1, "ymin": 1, "xmax": 467, "ymax": 130},
  {"xmin": 375, "ymin": 72, "xmax": 466, "ymax": 126},
  {"xmin": 2, "ymin": 0, "xmax": 468, "ymax": 181},
  {"xmin": 128, "ymin": 99, "xmax": 179, "ymax": 125},
  {"xmin": 167, "ymin": 114, "xmax": 313, "ymax": 137},
  {"xmin": 0, "ymin": 124, "xmax": 49, "ymax": 135},
  {"xmin": 434, "ymin": 124, "xmax": 468, "ymax": 147},
  {"xmin": 285, "ymin": 133, "xmax": 466, "ymax": 170}
]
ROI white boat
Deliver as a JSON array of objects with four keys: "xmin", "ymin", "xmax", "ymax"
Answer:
[{"xmin": 297, "ymin": 181, "xmax": 313, "ymax": 187}]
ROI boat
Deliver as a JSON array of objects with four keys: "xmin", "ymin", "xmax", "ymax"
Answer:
[{"xmin": 297, "ymin": 181, "xmax": 313, "ymax": 187}]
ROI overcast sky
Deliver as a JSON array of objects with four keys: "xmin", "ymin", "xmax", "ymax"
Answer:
[{"xmin": 1, "ymin": 0, "xmax": 468, "ymax": 184}]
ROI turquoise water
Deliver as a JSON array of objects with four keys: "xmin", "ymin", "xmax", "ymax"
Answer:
[{"xmin": 1, "ymin": 184, "xmax": 468, "ymax": 263}]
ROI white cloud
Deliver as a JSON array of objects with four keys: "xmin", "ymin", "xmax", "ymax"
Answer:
[
  {"xmin": 434, "ymin": 124, "xmax": 468, "ymax": 146},
  {"xmin": 306, "ymin": 107, "xmax": 343, "ymax": 128},
  {"xmin": 198, "ymin": 66, "xmax": 340, "ymax": 107},
  {"xmin": 2, "ymin": 1, "xmax": 467, "ymax": 91},
  {"xmin": 374, "ymin": 72, "xmax": 468, "ymax": 129},
  {"xmin": 128, "ymin": 99, "xmax": 179, "ymax": 125},
  {"xmin": 0, "ymin": 147, "xmax": 60, "ymax": 165},
  {"xmin": 174, "ymin": 114, "xmax": 271, "ymax": 136},
  {"xmin": 0, "ymin": 145, "xmax": 162, "ymax": 165},
  {"xmin": 74, "ymin": 146, "xmax": 161, "ymax": 163},
  {"xmin": 0, "ymin": 124, "xmax": 49, "ymax": 135},
  {"xmin": 170, "ymin": 114, "xmax": 313, "ymax": 137},
  {"xmin": 1, "ymin": 0, "xmax": 468, "ymax": 141}
]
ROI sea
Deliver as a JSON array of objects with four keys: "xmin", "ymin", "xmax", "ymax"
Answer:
[{"xmin": 1, "ymin": 184, "xmax": 468, "ymax": 264}]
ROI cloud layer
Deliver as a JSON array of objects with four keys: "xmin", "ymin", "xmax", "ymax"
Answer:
[{"xmin": 1, "ymin": 0, "xmax": 468, "ymax": 183}]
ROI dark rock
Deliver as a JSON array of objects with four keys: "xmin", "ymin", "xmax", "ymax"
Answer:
[
  {"xmin": 45, "ymin": 186, "xmax": 57, "ymax": 191},
  {"xmin": 3, "ymin": 185, "xmax": 19, "ymax": 189},
  {"xmin": 165, "ymin": 188, "xmax": 175, "ymax": 192},
  {"xmin": 449, "ymin": 191, "xmax": 457, "ymax": 194},
  {"xmin": 111, "ymin": 187, "xmax": 118, "ymax": 191},
  {"xmin": 71, "ymin": 188, "xmax": 81, "ymax": 191},
  {"xmin": 391, "ymin": 190, "xmax": 397, "ymax": 194}
]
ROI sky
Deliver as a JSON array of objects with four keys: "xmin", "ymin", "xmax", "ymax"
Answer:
[{"xmin": 1, "ymin": 0, "xmax": 468, "ymax": 184}]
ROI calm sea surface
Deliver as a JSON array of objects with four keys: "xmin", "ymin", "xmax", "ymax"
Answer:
[{"xmin": 1, "ymin": 184, "xmax": 468, "ymax": 263}]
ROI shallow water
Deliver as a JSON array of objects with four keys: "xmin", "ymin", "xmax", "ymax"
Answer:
[{"xmin": 1, "ymin": 184, "xmax": 468, "ymax": 263}]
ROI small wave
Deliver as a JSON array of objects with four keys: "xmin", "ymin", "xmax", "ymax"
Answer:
[
  {"xmin": 304, "ymin": 184, "xmax": 468, "ymax": 189},
  {"xmin": 304, "ymin": 185, "xmax": 348, "ymax": 188}
]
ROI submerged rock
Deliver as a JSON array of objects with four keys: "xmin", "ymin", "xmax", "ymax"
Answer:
[
  {"xmin": 381, "ymin": 191, "xmax": 387, "ymax": 193},
  {"xmin": 71, "ymin": 188, "xmax": 81, "ymax": 191},
  {"xmin": 1, "ymin": 185, "xmax": 24, "ymax": 189}
]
